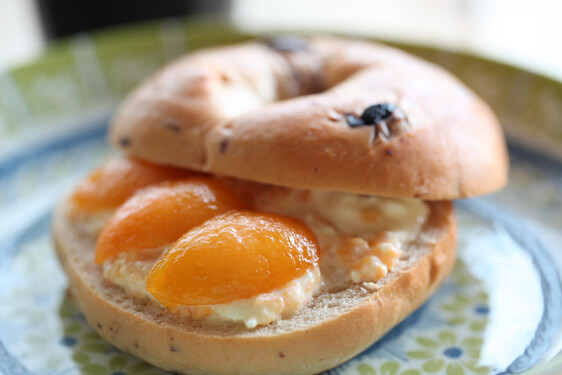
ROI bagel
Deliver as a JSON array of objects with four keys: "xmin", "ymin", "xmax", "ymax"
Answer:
[
  {"xmin": 111, "ymin": 36, "xmax": 508, "ymax": 199},
  {"xmin": 53, "ymin": 36, "xmax": 508, "ymax": 375},
  {"xmin": 53, "ymin": 198, "xmax": 456, "ymax": 375}
]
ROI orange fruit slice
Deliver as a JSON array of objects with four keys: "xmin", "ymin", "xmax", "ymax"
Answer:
[
  {"xmin": 72, "ymin": 157, "xmax": 193, "ymax": 212},
  {"xmin": 146, "ymin": 210, "xmax": 320, "ymax": 307},
  {"xmin": 94, "ymin": 178, "xmax": 245, "ymax": 264}
]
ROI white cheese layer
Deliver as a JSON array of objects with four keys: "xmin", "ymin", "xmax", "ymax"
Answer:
[
  {"xmin": 206, "ymin": 268, "xmax": 321, "ymax": 328},
  {"xmin": 103, "ymin": 253, "xmax": 321, "ymax": 328},
  {"xmin": 253, "ymin": 188, "xmax": 429, "ymax": 239}
]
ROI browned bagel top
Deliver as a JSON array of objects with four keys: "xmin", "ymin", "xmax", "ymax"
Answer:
[{"xmin": 110, "ymin": 36, "xmax": 508, "ymax": 199}]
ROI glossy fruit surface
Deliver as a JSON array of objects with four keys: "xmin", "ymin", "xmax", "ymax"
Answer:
[
  {"xmin": 147, "ymin": 210, "xmax": 320, "ymax": 306},
  {"xmin": 94, "ymin": 178, "xmax": 245, "ymax": 263},
  {"xmin": 72, "ymin": 158, "xmax": 193, "ymax": 212}
]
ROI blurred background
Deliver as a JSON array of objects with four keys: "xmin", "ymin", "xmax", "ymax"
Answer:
[{"xmin": 1, "ymin": 0, "xmax": 561, "ymax": 81}]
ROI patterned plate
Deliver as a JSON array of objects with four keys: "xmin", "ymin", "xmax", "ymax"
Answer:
[{"xmin": 1, "ymin": 18, "xmax": 561, "ymax": 375}]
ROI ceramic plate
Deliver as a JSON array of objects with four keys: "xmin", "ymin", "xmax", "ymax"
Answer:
[{"xmin": 1, "ymin": 18, "xmax": 561, "ymax": 375}]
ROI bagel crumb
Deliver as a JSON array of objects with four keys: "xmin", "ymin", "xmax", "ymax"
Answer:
[
  {"xmin": 363, "ymin": 282, "xmax": 379, "ymax": 290},
  {"xmin": 328, "ymin": 110, "xmax": 342, "ymax": 121},
  {"xmin": 374, "ymin": 122, "xmax": 390, "ymax": 142}
]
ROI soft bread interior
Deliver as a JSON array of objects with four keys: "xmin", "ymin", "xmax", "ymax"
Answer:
[{"xmin": 53, "ymin": 199, "xmax": 456, "ymax": 375}]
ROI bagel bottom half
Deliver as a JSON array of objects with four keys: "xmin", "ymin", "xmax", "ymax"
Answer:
[{"xmin": 52, "ymin": 200, "xmax": 456, "ymax": 375}]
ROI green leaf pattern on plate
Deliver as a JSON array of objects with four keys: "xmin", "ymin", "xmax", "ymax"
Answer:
[
  {"xmin": 357, "ymin": 362, "xmax": 423, "ymax": 375},
  {"xmin": 58, "ymin": 297, "xmax": 169, "ymax": 375},
  {"xmin": 405, "ymin": 329, "xmax": 490, "ymax": 375}
]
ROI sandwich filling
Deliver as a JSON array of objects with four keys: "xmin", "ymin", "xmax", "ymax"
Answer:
[
  {"xmin": 103, "ymin": 250, "xmax": 321, "ymax": 329},
  {"xmin": 70, "ymin": 158, "xmax": 429, "ymax": 328}
]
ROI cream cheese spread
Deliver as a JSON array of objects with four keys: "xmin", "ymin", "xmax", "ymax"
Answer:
[{"xmin": 95, "ymin": 184, "xmax": 429, "ymax": 327}]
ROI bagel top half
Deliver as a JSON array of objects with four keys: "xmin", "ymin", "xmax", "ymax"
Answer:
[{"xmin": 110, "ymin": 36, "xmax": 508, "ymax": 200}]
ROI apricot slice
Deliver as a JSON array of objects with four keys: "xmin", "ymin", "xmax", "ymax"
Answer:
[
  {"xmin": 72, "ymin": 157, "xmax": 193, "ymax": 212},
  {"xmin": 94, "ymin": 178, "xmax": 245, "ymax": 264},
  {"xmin": 146, "ymin": 211, "xmax": 320, "ymax": 307}
]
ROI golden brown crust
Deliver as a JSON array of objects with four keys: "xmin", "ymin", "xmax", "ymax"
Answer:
[
  {"xmin": 53, "ymin": 200, "xmax": 456, "ymax": 375},
  {"xmin": 110, "ymin": 37, "xmax": 508, "ymax": 199}
]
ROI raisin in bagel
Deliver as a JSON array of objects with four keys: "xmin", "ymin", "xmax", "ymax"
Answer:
[
  {"xmin": 53, "ymin": 199, "xmax": 455, "ymax": 375},
  {"xmin": 111, "ymin": 36, "xmax": 508, "ymax": 199}
]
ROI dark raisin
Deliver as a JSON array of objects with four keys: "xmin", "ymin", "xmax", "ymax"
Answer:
[
  {"xmin": 345, "ymin": 103, "xmax": 395, "ymax": 128},
  {"xmin": 360, "ymin": 103, "xmax": 395, "ymax": 125},
  {"xmin": 345, "ymin": 114, "xmax": 365, "ymax": 127},
  {"xmin": 264, "ymin": 35, "xmax": 308, "ymax": 52},
  {"xmin": 119, "ymin": 137, "xmax": 131, "ymax": 147},
  {"xmin": 162, "ymin": 121, "xmax": 181, "ymax": 133},
  {"xmin": 219, "ymin": 139, "xmax": 229, "ymax": 154}
]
